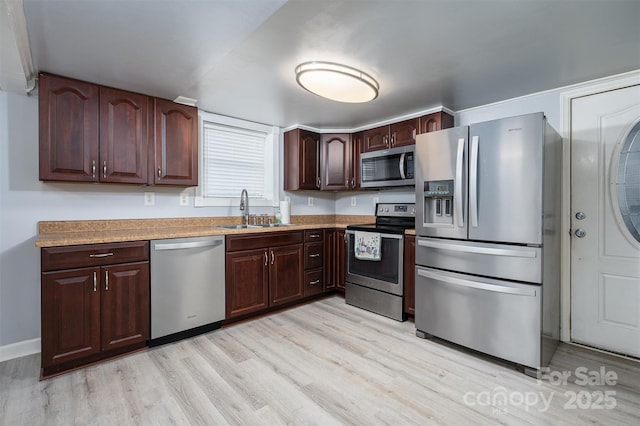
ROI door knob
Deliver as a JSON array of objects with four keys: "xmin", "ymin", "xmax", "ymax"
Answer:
[
  {"xmin": 575, "ymin": 228, "xmax": 586, "ymax": 238},
  {"xmin": 575, "ymin": 212, "xmax": 586, "ymax": 220}
]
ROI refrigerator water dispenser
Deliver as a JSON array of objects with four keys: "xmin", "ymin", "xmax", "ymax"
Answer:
[{"xmin": 423, "ymin": 180, "xmax": 454, "ymax": 226}]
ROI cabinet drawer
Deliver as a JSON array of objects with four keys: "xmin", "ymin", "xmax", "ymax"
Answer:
[
  {"xmin": 226, "ymin": 231, "xmax": 303, "ymax": 252},
  {"xmin": 304, "ymin": 269, "xmax": 324, "ymax": 297},
  {"xmin": 42, "ymin": 241, "xmax": 150, "ymax": 271},
  {"xmin": 304, "ymin": 229, "xmax": 323, "ymax": 242},
  {"xmin": 304, "ymin": 242, "xmax": 324, "ymax": 269}
]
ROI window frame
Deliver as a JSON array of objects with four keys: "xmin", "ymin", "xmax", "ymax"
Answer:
[{"xmin": 195, "ymin": 111, "xmax": 280, "ymax": 207}]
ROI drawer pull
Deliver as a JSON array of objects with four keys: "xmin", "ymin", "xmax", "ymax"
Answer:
[
  {"xmin": 89, "ymin": 253, "xmax": 114, "ymax": 258},
  {"xmin": 309, "ymin": 279, "xmax": 320, "ymax": 285},
  {"xmin": 309, "ymin": 234, "xmax": 321, "ymax": 238},
  {"xmin": 309, "ymin": 253, "xmax": 320, "ymax": 258}
]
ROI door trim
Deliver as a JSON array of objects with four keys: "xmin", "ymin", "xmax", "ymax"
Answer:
[{"xmin": 559, "ymin": 70, "xmax": 640, "ymax": 342}]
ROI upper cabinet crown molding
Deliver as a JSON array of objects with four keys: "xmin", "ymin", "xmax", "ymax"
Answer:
[{"xmin": 38, "ymin": 73, "xmax": 198, "ymax": 187}]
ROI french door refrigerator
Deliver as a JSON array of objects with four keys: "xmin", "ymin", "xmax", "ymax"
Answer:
[{"xmin": 414, "ymin": 112, "xmax": 562, "ymax": 376}]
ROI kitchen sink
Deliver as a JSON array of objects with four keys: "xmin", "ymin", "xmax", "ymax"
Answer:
[{"xmin": 215, "ymin": 223, "xmax": 293, "ymax": 230}]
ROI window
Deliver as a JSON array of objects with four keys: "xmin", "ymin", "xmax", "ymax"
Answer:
[{"xmin": 195, "ymin": 111, "xmax": 280, "ymax": 207}]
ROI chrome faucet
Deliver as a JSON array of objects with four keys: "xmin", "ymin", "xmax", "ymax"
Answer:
[{"xmin": 240, "ymin": 189, "xmax": 249, "ymax": 224}]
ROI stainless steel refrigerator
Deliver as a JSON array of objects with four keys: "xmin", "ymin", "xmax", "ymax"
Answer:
[{"xmin": 414, "ymin": 112, "xmax": 561, "ymax": 376}]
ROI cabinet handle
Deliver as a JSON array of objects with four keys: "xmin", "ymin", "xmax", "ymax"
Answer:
[
  {"xmin": 91, "ymin": 160, "xmax": 96, "ymax": 179},
  {"xmin": 264, "ymin": 252, "xmax": 268, "ymax": 266},
  {"xmin": 309, "ymin": 253, "xmax": 320, "ymax": 258},
  {"xmin": 345, "ymin": 179, "xmax": 349, "ymax": 187},
  {"xmin": 103, "ymin": 160, "xmax": 107, "ymax": 178},
  {"xmin": 158, "ymin": 168, "xmax": 162, "ymax": 178},
  {"xmin": 270, "ymin": 250, "xmax": 274, "ymax": 265},
  {"xmin": 344, "ymin": 233, "xmax": 348, "ymax": 244},
  {"xmin": 309, "ymin": 279, "xmax": 320, "ymax": 285},
  {"xmin": 93, "ymin": 271, "xmax": 97, "ymax": 292},
  {"xmin": 105, "ymin": 271, "xmax": 109, "ymax": 291},
  {"xmin": 89, "ymin": 253, "xmax": 114, "ymax": 258},
  {"xmin": 351, "ymin": 177, "xmax": 355, "ymax": 188},
  {"xmin": 383, "ymin": 135, "xmax": 389, "ymax": 146},
  {"xmin": 309, "ymin": 234, "xmax": 320, "ymax": 239},
  {"xmin": 391, "ymin": 134, "xmax": 396, "ymax": 146},
  {"xmin": 316, "ymin": 177, "xmax": 321, "ymax": 188}
]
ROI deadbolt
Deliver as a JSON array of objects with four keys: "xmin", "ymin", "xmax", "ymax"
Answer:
[
  {"xmin": 575, "ymin": 228, "xmax": 586, "ymax": 238},
  {"xmin": 575, "ymin": 212, "xmax": 586, "ymax": 220}
]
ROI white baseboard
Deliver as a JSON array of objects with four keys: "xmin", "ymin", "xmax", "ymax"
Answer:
[{"xmin": 0, "ymin": 338, "xmax": 40, "ymax": 363}]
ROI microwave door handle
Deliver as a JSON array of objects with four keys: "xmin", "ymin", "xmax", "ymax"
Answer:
[
  {"xmin": 399, "ymin": 153, "xmax": 406, "ymax": 179},
  {"xmin": 455, "ymin": 138, "xmax": 465, "ymax": 227},
  {"xmin": 469, "ymin": 135, "xmax": 479, "ymax": 228}
]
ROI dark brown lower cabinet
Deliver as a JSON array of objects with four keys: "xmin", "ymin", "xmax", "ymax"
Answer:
[
  {"xmin": 403, "ymin": 235, "xmax": 416, "ymax": 316},
  {"xmin": 41, "ymin": 241, "xmax": 150, "ymax": 377},
  {"xmin": 323, "ymin": 229, "xmax": 346, "ymax": 292},
  {"xmin": 225, "ymin": 232, "xmax": 304, "ymax": 320},
  {"xmin": 335, "ymin": 229, "xmax": 346, "ymax": 292}
]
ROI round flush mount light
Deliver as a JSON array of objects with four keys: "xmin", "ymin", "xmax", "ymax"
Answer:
[{"xmin": 295, "ymin": 61, "xmax": 379, "ymax": 103}]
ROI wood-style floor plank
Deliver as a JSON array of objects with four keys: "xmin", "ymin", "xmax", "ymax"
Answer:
[{"xmin": 1, "ymin": 296, "xmax": 639, "ymax": 425}]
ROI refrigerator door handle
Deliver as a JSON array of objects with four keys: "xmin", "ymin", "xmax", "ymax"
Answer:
[
  {"xmin": 469, "ymin": 135, "xmax": 479, "ymax": 227},
  {"xmin": 399, "ymin": 153, "xmax": 406, "ymax": 179},
  {"xmin": 417, "ymin": 238, "xmax": 538, "ymax": 258},
  {"xmin": 455, "ymin": 137, "xmax": 465, "ymax": 227},
  {"xmin": 417, "ymin": 268, "xmax": 537, "ymax": 297}
]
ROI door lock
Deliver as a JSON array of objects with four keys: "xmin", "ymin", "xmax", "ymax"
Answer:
[{"xmin": 574, "ymin": 228, "xmax": 587, "ymax": 238}]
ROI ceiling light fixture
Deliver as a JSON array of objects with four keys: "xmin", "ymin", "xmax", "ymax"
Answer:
[{"xmin": 295, "ymin": 61, "xmax": 379, "ymax": 103}]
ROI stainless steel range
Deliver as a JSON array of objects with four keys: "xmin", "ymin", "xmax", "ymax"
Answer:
[{"xmin": 345, "ymin": 203, "xmax": 415, "ymax": 321}]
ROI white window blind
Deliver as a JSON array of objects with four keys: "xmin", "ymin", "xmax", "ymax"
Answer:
[{"xmin": 202, "ymin": 122, "xmax": 267, "ymax": 198}]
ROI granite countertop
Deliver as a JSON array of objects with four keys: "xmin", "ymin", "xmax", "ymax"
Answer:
[{"xmin": 35, "ymin": 215, "xmax": 375, "ymax": 248}]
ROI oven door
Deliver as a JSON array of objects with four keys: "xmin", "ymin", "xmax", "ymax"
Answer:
[{"xmin": 345, "ymin": 230, "xmax": 404, "ymax": 296}]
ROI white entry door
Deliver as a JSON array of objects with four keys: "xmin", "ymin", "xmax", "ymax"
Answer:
[{"xmin": 571, "ymin": 84, "xmax": 640, "ymax": 357}]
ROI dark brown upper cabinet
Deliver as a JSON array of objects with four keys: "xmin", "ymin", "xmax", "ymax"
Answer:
[
  {"xmin": 363, "ymin": 118, "xmax": 419, "ymax": 152},
  {"xmin": 152, "ymin": 99, "xmax": 198, "ymax": 186},
  {"xmin": 99, "ymin": 87, "xmax": 149, "ymax": 184},
  {"xmin": 350, "ymin": 131, "xmax": 364, "ymax": 190},
  {"xmin": 39, "ymin": 73, "xmax": 100, "ymax": 182},
  {"xmin": 321, "ymin": 133, "xmax": 351, "ymax": 191},
  {"xmin": 418, "ymin": 111, "xmax": 454, "ymax": 134},
  {"xmin": 39, "ymin": 73, "xmax": 197, "ymax": 186},
  {"xmin": 284, "ymin": 129, "xmax": 321, "ymax": 190}
]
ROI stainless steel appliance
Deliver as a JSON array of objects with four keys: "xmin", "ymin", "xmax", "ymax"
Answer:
[
  {"xmin": 414, "ymin": 112, "xmax": 561, "ymax": 376},
  {"xmin": 360, "ymin": 145, "xmax": 415, "ymax": 188},
  {"xmin": 345, "ymin": 203, "xmax": 415, "ymax": 321},
  {"xmin": 150, "ymin": 236, "xmax": 226, "ymax": 346}
]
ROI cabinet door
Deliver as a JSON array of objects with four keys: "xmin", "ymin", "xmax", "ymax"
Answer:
[
  {"xmin": 403, "ymin": 236, "xmax": 416, "ymax": 316},
  {"xmin": 324, "ymin": 230, "xmax": 336, "ymax": 291},
  {"xmin": 350, "ymin": 132, "xmax": 363, "ymax": 190},
  {"xmin": 39, "ymin": 73, "xmax": 99, "ymax": 182},
  {"xmin": 99, "ymin": 87, "xmax": 149, "ymax": 184},
  {"xmin": 390, "ymin": 118, "xmax": 418, "ymax": 148},
  {"xmin": 300, "ymin": 130, "xmax": 321, "ymax": 189},
  {"xmin": 321, "ymin": 133, "xmax": 351, "ymax": 190},
  {"xmin": 269, "ymin": 244, "xmax": 304, "ymax": 306},
  {"xmin": 101, "ymin": 262, "xmax": 150, "ymax": 351},
  {"xmin": 153, "ymin": 99, "xmax": 198, "ymax": 186},
  {"xmin": 363, "ymin": 125, "xmax": 390, "ymax": 152},
  {"xmin": 226, "ymin": 249, "xmax": 269, "ymax": 318},
  {"xmin": 418, "ymin": 111, "xmax": 455, "ymax": 134},
  {"xmin": 41, "ymin": 267, "xmax": 101, "ymax": 368},
  {"xmin": 335, "ymin": 230, "xmax": 346, "ymax": 291}
]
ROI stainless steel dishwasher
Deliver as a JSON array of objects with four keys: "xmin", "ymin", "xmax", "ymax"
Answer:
[{"xmin": 150, "ymin": 235, "xmax": 225, "ymax": 346}]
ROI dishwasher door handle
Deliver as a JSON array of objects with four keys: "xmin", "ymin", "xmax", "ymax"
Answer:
[{"xmin": 154, "ymin": 239, "xmax": 223, "ymax": 251}]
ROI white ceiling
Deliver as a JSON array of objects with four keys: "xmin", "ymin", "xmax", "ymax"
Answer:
[{"xmin": 15, "ymin": 0, "xmax": 640, "ymax": 128}]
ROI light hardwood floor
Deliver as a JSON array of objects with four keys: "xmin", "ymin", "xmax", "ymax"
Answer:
[{"xmin": 2, "ymin": 296, "xmax": 639, "ymax": 425}]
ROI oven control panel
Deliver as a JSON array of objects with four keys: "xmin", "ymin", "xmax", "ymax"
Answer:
[{"xmin": 376, "ymin": 203, "xmax": 416, "ymax": 218}]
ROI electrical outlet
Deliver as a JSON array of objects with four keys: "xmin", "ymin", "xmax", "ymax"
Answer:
[
  {"xmin": 285, "ymin": 196, "xmax": 291, "ymax": 203},
  {"xmin": 144, "ymin": 192, "xmax": 155, "ymax": 206},
  {"xmin": 373, "ymin": 196, "xmax": 379, "ymax": 207},
  {"xmin": 308, "ymin": 196, "xmax": 314, "ymax": 206},
  {"xmin": 179, "ymin": 192, "xmax": 189, "ymax": 206},
  {"xmin": 351, "ymin": 196, "xmax": 357, "ymax": 206}
]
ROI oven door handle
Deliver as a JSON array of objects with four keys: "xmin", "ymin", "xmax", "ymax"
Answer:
[{"xmin": 345, "ymin": 229, "xmax": 403, "ymax": 240}]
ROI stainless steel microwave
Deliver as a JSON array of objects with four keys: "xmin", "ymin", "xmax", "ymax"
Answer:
[{"xmin": 360, "ymin": 145, "xmax": 415, "ymax": 188}]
